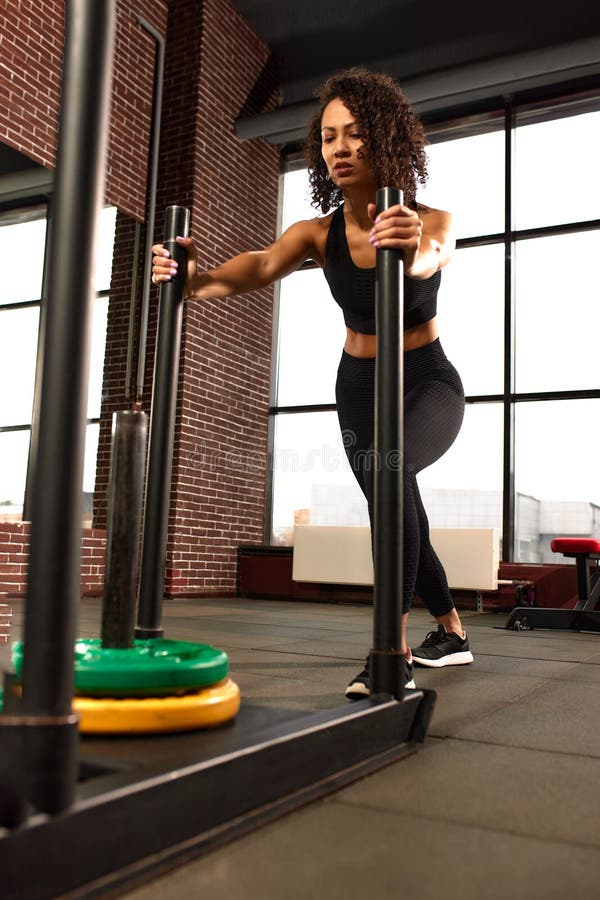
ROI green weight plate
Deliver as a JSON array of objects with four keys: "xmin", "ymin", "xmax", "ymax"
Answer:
[{"xmin": 11, "ymin": 639, "xmax": 229, "ymax": 697}]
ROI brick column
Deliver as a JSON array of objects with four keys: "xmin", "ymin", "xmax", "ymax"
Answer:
[
  {"xmin": 0, "ymin": 0, "xmax": 280, "ymax": 600},
  {"xmin": 155, "ymin": 0, "xmax": 280, "ymax": 595},
  {"xmin": 101, "ymin": 0, "xmax": 280, "ymax": 597}
]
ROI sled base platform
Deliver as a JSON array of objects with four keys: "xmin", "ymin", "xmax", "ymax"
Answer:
[
  {"xmin": 1, "ymin": 688, "xmax": 435, "ymax": 900},
  {"xmin": 505, "ymin": 607, "xmax": 600, "ymax": 633}
]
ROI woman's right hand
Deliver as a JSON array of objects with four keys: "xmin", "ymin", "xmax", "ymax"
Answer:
[{"xmin": 151, "ymin": 236, "xmax": 198, "ymax": 295}]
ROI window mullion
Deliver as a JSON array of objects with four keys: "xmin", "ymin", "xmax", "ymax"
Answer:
[{"xmin": 502, "ymin": 102, "xmax": 516, "ymax": 562}]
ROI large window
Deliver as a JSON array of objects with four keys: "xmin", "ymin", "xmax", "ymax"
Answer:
[
  {"xmin": 0, "ymin": 202, "xmax": 116, "ymax": 524},
  {"xmin": 268, "ymin": 89, "xmax": 600, "ymax": 563}
]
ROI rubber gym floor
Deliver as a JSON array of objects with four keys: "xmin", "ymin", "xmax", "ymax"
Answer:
[{"xmin": 3, "ymin": 596, "xmax": 600, "ymax": 900}]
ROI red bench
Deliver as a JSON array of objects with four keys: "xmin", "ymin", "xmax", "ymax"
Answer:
[
  {"xmin": 550, "ymin": 538, "xmax": 600, "ymax": 610},
  {"xmin": 505, "ymin": 537, "xmax": 600, "ymax": 632}
]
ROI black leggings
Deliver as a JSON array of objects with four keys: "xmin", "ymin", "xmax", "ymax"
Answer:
[{"xmin": 335, "ymin": 338, "xmax": 465, "ymax": 616}]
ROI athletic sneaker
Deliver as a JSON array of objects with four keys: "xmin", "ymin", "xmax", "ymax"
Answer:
[
  {"xmin": 411, "ymin": 625, "xmax": 474, "ymax": 668},
  {"xmin": 345, "ymin": 656, "xmax": 416, "ymax": 700}
]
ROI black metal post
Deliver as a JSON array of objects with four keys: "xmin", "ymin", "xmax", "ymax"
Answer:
[
  {"xmin": 136, "ymin": 206, "xmax": 190, "ymax": 638},
  {"xmin": 10, "ymin": 0, "xmax": 116, "ymax": 815},
  {"xmin": 371, "ymin": 187, "xmax": 405, "ymax": 697},
  {"xmin": 133, "ymin": 17, "xmax": 166, "ymax": 406},
  {"xmin": 501, "ymin": 102, "xmax": 516, "ymax": 562},
  {"xmin": 101, "ymin": 411, "xmax": 148, "ymax": 648}
]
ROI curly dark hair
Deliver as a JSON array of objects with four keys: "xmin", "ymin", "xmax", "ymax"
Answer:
[{"xmin": 303, "ymin": 67, "xmax": 429, "ymax": 214}]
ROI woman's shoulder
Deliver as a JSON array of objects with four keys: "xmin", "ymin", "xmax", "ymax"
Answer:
[
  {"xmin": 416, "ymin": 203, "xmax": 454, "ymax": 239},
  {"xmin": 286, "ymin": 211, "xmax": 335, "ymax": 267},
  {"xmin": 284, "ymin": 211, "xmax": 334, "ymax": 237},
  {"xmin": 301, "ymin": 210, "xmax": 336, "ymax": 229},
  {"xmin": 415, "ymin": 203, "xmax": 455, "ymax": 267},
  {"xmin": 416, "ymin": 201, "xmax": 449, "ymax": 216},
  {"xmin": 416, "ymin": 202, "xmax": 453, "ymax": 225}
]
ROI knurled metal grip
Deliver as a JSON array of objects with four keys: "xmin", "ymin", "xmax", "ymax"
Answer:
[
  {"xmin": 376, "ymin": 186, "xmax": 403, "ymax": 215},
  {"xmin": 163, "ymin": 204, "xmax": 190, "ymax": 242},
  {"xmin": 163, "ymin": 205, "xmax": 190, "ymax": 287}
]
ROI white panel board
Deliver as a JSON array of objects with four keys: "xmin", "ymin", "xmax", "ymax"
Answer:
[{"xmin": 292, "ymin": 525, "xmax": 500, "ymax": 591}]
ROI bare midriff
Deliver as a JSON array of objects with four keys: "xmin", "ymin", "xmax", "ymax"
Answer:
[{"xmin": 343, "ymin": 317, "xmax": 439, "ymax": 358}]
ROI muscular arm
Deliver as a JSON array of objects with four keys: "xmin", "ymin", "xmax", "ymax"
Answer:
[
  {"xmin": 409, "ymin": 206, "xmax": 455, "ymax": 278},
  {"xmin": 179, "ymin": 219, "xmax": 319, "ymax": 301}
]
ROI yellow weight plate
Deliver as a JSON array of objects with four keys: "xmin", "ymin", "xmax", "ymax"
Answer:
[{"xmin": 74, "ymin": 678, "xmax": 241, "ymax": 734}]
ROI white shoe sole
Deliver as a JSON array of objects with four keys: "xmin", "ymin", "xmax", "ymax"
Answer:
[
  {"xmin": 412, "ymin": 650, "xmax": 474, "ymax": 668},
  {"xmin": 345, "ymin": 682, "xmax": 369, "ymax": 699},
  {"xmin": 346, "ymin": 678, "xmax": 416, "ymax": 698}
]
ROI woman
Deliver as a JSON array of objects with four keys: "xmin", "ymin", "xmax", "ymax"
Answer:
[{"xmin": 151, "ymin": 66, "xmax": 474, "ymax": 699}]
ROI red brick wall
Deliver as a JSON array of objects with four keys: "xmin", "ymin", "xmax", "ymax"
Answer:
[
  {"xmin": 0, "ymin": 0, "xmax": 168, "ymax": 221},
  {"xmin": 95, "ymin": 0, "xmax": 280, "ymax": 596},
  {"xmin": 0, "ymin": 522, "xmax": 107, "ymax": 600},
  {"xmin": 0, "ymin": 1, "xmax": 63, "ymax": 168},
  {"xmin": 94, "ymin": 0, "xmax": 281, "ymax": 595},
  {"xmin": 1, "ymin": 0, "xmax": 280, "ymax": 601},
  {"xmin": 0, "ymin": 0, "xmax": 168, "ymax": 603},
  {"xmin": 165, "ymin": 0, "xmax": 279, "ymax": 595},
  {"xmin": 146, "ymin": 0, "xmax": 280, "ymax": 596}
]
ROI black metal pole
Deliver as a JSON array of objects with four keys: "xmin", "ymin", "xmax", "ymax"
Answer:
[
  {"xmin": 133, "ymin": 17, "xmax": 166, "ymax": 406},
  {"xmin": 16, "ymin": 0, "xmax": 116, "ymax": 814},
  {"xmin": 136, "ymin": 206, "xmax": 190, "ymax": 638},
  {"xmin": 101, "ymin": 411, "xmax": 148, "ymax": 648},
  {"xmin": 371, "ymin": 187, "xmax": 405, "ymax": 698},
  {"xmin": 502, "ymin": 102, "xmax": 516, "ymax": 563}
]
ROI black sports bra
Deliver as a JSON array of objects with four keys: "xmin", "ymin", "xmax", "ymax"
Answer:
[{"xmin": 323, "ymin": 204, "xmax": 440, "ymax": 334}]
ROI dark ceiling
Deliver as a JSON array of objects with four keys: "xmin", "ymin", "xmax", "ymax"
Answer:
[
  {"xmin": 2, "ymin": 3, "xmax": 598, "ymax": 173},
  {"xmin": 230, "ymin": 0, "xmax": 600, "ymax": 107}
]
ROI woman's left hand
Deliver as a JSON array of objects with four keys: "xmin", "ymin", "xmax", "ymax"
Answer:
[{"xmin": 367, "ymin": 203, "xmax": 422, "ymax": 267}]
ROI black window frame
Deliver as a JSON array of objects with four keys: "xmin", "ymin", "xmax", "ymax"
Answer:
[{"xmin": 265, "ymin": 77, "xmax": 600, "ymax": 559}]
